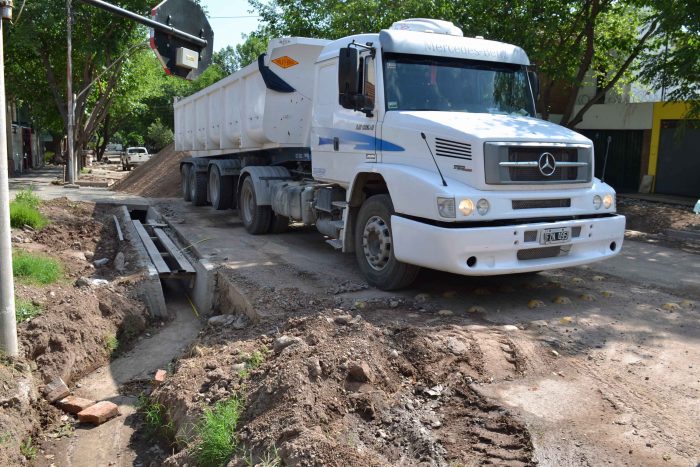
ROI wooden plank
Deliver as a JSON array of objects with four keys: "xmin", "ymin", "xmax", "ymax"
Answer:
[
  {"xmin": 153, "ymin": 228, "xmax": 196, "ymax": 274},
  {"xmin": 113, "ymin": 215, "xmax": 124, "ymax": 242},
  {"xmin": 132, "ymin": 220, "xmax": 171, "ymax": 274}
]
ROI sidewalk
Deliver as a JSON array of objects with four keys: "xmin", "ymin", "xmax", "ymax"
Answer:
[{"xmin": 8, "ymin": 166, "xmax": 147, "ymax": 205}]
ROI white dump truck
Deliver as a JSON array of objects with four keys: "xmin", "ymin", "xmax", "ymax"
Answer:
[{"xmin": 174, "ymin": 18, "xmax": 625, "ymax": 290}]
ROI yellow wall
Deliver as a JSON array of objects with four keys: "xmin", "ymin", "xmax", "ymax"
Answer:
[{"xmin": 648, "ymin": 102, "xmax": 691, "ymax": 187}]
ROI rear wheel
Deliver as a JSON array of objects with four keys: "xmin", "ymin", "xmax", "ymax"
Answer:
[
  {"xmin": 181, "ymin": 164, "xmax": 192, "ymax": 202},
  {"xmin": 208, "ymin": 165, "xmax": 233, "ymax": 210},
  {"xmin": 239, "ymin": 176, "xmax": 272, "ymax": 234},
  {"xmin": 268, "ymin": 213, "xmax": 289, "ymax": 233},
  {"xmin": 189, "ymin": 167, "xmax": 208, "ymax": 206},
  {"xmin": 354, "ymin": 194, "xmax": 420, "ymax": 290}
]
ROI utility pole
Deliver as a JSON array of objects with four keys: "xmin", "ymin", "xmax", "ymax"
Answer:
[
  {"xmin": 65, "ymin": 0, "xmax": 77, "ymax": 186},
  {"xmin": 0, "ymin": 0, "xmax": 18, "ymax": 356}
]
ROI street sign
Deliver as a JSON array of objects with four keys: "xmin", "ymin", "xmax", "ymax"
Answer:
[{"xmin": 150, "ymin": 0, "xmax": 213, "ymax": 79}]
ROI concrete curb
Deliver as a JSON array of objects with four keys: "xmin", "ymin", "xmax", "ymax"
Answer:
[{"xmin": 115, "ymin": 206, "xmax": 168, "ymax": 318}]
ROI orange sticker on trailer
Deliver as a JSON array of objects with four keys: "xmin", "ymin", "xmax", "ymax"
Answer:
[{"xmin": 271, "ymin": 56, "xmax": 299, "ymax": 68}]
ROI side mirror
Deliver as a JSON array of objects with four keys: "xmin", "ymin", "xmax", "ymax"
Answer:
[
  {"xmin": 338, "ymin": 47, "xmax": 359, "ymax": 109},
  {"xmin": 528, "ymin": 70, "xmax": 540, "ymax": 101}
]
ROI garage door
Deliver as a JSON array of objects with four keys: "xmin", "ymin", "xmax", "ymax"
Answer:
[{"xmin": 655, "ymin": 119, "xmax": 700, "ymax": 198}]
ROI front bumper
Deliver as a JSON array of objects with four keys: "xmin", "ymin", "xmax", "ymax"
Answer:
[{"xmin": 392, "ymin": 214, "xmax": 626, "ymax": 275}]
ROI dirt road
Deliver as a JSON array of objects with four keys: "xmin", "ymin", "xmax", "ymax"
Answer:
[{"xmin": 155, "ymin": 198, "xmax": 700, "ymax": 466}]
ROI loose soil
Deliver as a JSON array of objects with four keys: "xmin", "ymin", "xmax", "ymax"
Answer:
[
  {"xmin": 112, "ymin": 143, "xmax": 189, "ymax": 198},
  {"xmin": 0, "ymin": 198, "xmax": 151, "ymax": 465},
  {"xmin": 617, "ymin": 196, "xmax": 699, "ymax": 234}
]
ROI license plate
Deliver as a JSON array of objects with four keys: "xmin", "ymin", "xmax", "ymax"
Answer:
[{"xmin": 540, "ymin": 227, "xmax": 571, "ymax": 245}]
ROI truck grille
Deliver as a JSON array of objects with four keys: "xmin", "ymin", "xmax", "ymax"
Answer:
[
  {"xmin": 517, "ymin": 245, "xmax": 572, "ymax": 260},
  {"xmin": 484, "ymin": 143, "xmax": 592, "ymax": 185},
  {"xmin": 512, "ymin": 199, "xmax": 571, "ymax": 210},
  {"xmin": 435, "ymin": 138, "xmax": 472, "ymax": 160}
]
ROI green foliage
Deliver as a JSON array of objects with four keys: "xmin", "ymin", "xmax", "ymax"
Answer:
[
  {"xmin": 146, "ymin": 119, "xmax": 174, "ymax": 152},
  {"xmin": 9, "ymin": 202, "xmax": 47, "ymax": 230},
  {"xmin": 244, "ymin": 446, "xmax": 282, "ymax": 467},
  {"xmin": 104, "ymin": 334, "xmax": 119, "ymax": 355},
  {"xmin": 15, "ymin": 299, "xmax": 42, "ymax": 323},
  {"xmin": 13, "ymin": 188, "xmax": 40, "ymax": 209},
  {"xmin": 12, "ymin": 250, "xmax": 62, "ymax": 285},
  {"xmin": 238, "ymin": 347, "xmax": 269, "ymax": 378},
  {"xmin": 19, "ymin": 437, "xmax": 37, "ymax": 460},
  {"xmin": 194, "ymin": 397, "xmax": 244, "ymax": 467},
  {"xmin": 137, "ymin": 393, "xmax": 175, "ymax": 440}
]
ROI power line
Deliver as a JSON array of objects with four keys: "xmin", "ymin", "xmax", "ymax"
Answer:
[{"xmin": 209, "ymin": 15, "xmax": 260, "ymax": 19}]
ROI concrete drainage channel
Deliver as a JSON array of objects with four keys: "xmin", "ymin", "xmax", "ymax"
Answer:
[{"xmin": 115, "ymin": 204, "xmax": 218, "ymax": 318}]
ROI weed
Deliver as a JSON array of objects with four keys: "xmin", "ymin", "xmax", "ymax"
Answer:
[
  {"xmin": 244, "ymin": 445, "xmax": 282, "ymax": 467},
  {"xmin": 80, "ymin": 168, "xmax": 92, "ymax": 174},
  {"xmin": 19, "ymin": 437, "xmax": 37, "ymax": 460},
  {"xmin": 9, "ymin": 201, "xmax": 47, "ymax": 230},
  {"xmin": 14, "ymin": 188, "xmax": 40, "ymax": 208},
  {"xmin": 104, "ymin": 334, "xmax": 119, "ymax": 355},
  {"xmin": 12, "ymin": 250, "xmax": 62, "ymax": 285},
  {"xmin": 0, "ymin": 432, "xmax": 11, "ymax": 444},
  {"xmin": 238, "ymin": 347, "xmax": 269, "ymax": 378},
  {"xmin": 137, "ymin": 393, "xmax": 174, "ymax": 440},
  {"xmin": 194, "ymin": 396, "xmax": 244, "ymax": 467},
  {"xmin": 15, "ymin": 299, "xmax": 42, "ymax": 323}
]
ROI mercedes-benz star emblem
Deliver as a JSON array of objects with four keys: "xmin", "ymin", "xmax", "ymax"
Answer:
[{"xmin": 538, "ymin": 152, "xmax": 557, "ymax": 177}]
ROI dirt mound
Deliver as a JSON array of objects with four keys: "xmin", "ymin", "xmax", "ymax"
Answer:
[
  {"xmin": 111, "ymin": 143, "xmax": 188, "ymax": 198},
  {"xmin": 617, "ymin": 197, "xmax": 700, "ymax": 234},
  {"xmin": 154, "ymin": 313, "xmax": 533, "ymax": 466}
]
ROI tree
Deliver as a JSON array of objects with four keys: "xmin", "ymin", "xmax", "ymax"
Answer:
[{"xmin": 146, "ymin": 118, "xmax": 174, "ymax": 152}]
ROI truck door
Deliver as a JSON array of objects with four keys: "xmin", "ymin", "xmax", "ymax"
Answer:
[{"xmin": 312, "ymin": 52, "xmax": 378, "ymax": 185}]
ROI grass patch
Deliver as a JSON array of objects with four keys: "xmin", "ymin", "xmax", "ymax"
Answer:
[
  {"xmin": 10, "ymin": 188, "xmax": 46, "ymax": 230},
  {"xmin": 244, "ymin": 446, "xmax": 282, "ymax": 467},
  {"xmin": 137, "ymin": 393, "xmax": 174, "ymax": 440},
  {"xmin": 194, "ymin": 396, "xmax": 244, "ymax": 467},
  {"xmin": 12, "ymin": 250, "xmax": 62, "ymax": 285},
  {"xmin": 15, "ymin": 299, "xmax": 42, "ymax": 323},
  {"xmin": 238, "ymin": 347, "xmax": 269, "ymax": 378},
  {"xmin": 104, "ymin": 334, "xmax": 119, "ymax": 355},
  {"xmin": 19, "ymin": 437, "xmax": 37, "ymax": 460}
]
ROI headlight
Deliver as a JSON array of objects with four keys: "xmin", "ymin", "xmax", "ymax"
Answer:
[
  {"xmin": 476, "ymin": 198, "xmax": 490, "ymax": 216},
  {"xmin": 437, "ymin": 197, "xmax": 456, "ymax": 218},
  {"xmin": 603, "ymin": 194, "xmax": 614, "ymax": 209},
  {"xmin": 459, "ymin": 199, "xmax": 474, "ymax": 216},
  {"xmin": 593, "ymin": 195, "xmax": 602, "ymax": 210}
]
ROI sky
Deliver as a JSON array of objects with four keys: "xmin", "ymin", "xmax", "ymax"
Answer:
[{"xmin": 204, "ymin": 0, "xmax": 262, "ymax": 51}]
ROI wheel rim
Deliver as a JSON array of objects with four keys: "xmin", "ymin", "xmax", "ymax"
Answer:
[
  {"xmin": 362, "ymin": 215, "xmax": 391, "ymax": 271},
  {"xmin": 241, "ymin": 182, "xmax": 254, "ymax": 225},
  {"xmin": 209, "ymin": 169, "xmax": 220, "ymax": 205}
]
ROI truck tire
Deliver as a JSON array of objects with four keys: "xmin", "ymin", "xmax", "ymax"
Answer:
[
  {"xmin": 181, "ymin": 164, "xmax": 192, "ymax": 202},
  {"xmin": 239, "ymin": 176, "xmax": 272, "ymax": 234},
  {"xmin": 354, "ymin": 194, "xmax": 420, "ymax": 290},
  {"xmin": 209, "ymin": 166, "xmax": 233, "ymax": 210},
  {"xmin": 269, "ymin": 213, "xmax": 289, "ymax": 234},
  {"xmin": 189, "ymin": 168, "xmax": 208, "ymax": 206}
]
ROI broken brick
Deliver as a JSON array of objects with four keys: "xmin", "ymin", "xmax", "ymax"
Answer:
[
  {"xmin": 77, "ymin": 401, "xmax": 119, "ymax": 425},
  {"xmin": 154, "ymin": 369, "xmax": 167, "ymax": 385},
  {"xmin": 44, "ymin": 377, "xmax": 70, "ymax": 403},
  {"xmin": 59, "ymin": 396, "xmax": 96, "ymax": 415}
]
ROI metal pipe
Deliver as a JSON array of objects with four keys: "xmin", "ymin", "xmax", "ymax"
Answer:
[
  {"xmin": 0, "ymin": 17, "xmax": 19, "ymax": 356},
  {"xmin": 66, "ymin": 0, "xmax": 75, "ymax": 185},
  {"xmin": 79, "ymin": 0, "xmax": 207, "ymax": 48}
]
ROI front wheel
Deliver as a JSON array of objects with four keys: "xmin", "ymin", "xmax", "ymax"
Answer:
[{"xmin": 354, "ymin": 194, "xmax": 420, "ymax": 290}]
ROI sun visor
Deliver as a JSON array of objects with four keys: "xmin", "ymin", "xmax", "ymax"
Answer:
[{"xmin": 379, "ymin": 30, "xmax": 530, "ymax": 66}]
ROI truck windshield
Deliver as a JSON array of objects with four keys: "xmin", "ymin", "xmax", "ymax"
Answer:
[{"xmin": 383, "ymin": 53, "xmax": 535, "ymax": 116}]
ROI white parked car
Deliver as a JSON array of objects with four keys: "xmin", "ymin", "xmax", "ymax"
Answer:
[{"xmin": 121, "ymin": 147, "xmax": 151, "ymax": 171}]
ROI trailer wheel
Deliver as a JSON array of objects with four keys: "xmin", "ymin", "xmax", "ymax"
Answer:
[
  {"xmin": 239, "ymin": 176, "xmax": 272, "ymax": 234},
  {"xmin": 269, "ymin": 213, "xmax": 289, "ymax": 234},
  {"xmin": 189, "ymin": 168, "xmax": 208, "ymax": 206},
  {"xmin": 209, "ymin": 165, "xmax": 233, "ymax": 210},
  {"xmin": 181, "ymin": 164, "xmax": 192, "ymax": 202},
  {"xmin": 354, "ymin": 194, "xmax": 420, "ymax": 290}
]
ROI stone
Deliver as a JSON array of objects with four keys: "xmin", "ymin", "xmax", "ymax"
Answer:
[
  {"xmin": 527, "ymin": 299, "xmax": 545, "ymax": 309},
  {"xmin": 334, "ymin": 315, "xmax": 353, "ymax": 325},
  {"xmin": 502, "ymin": 325, "xmax": 519, "ymax": 332},
  {"xmin": 307, "ymin": 358, "xmax": 322, "ymax": 378},
  {"xmin": 44, "ymin": 377, "xmax": 70, "ymax": 403},
  {"xmin": 74, "ymin": 277, "xmax": 91, "ymax": 288},
  {"xmin": 558, "ymin": 316, "xmax": 574, "ymax": 325},
  {"xmin": 467, "ymin": 306, "xmax": 486, "ymax": 313},
  {"xmin": 273, "ymin": 335, "xmax": 302, "ymax": 353},
  {"xmin": 231, "ymin": 363, "xmax": 246, "ymax": 373},
  {"xmin": 77, "ymin": 401, "xmax": 119, "ymax": 425},
  {"xmin": 389, "ymin": 300, "xmax": 400, "ymax": 309},
  {"xmin": 208, "ymin": 315, "xmax": 235, "ymax": 326},
  {"xmin": 347, "ymin": 361, "xmax": 373, "ymax": 383},
  {"xmin": 437, "ymin": 309, "xmax": 453, "ymax": 316},
  {"xmin": 414, "ymin": 293, "xmax": 430, "ymax": 303},
  {"xmin": 154, "ymin": 369, "xmax": 167, "ymax": 385},
  {"xmin": 552, "ymin": 296, "xmax": 572, "ymax": 305},
  {"xmin": 113, "ymin": 252, "xmax": 125, "ymax": 272},
  {"xmin": 231, "ymin": 315, "xmax": 247, "ymax": 330},
  {"xmin": 93, "ymin": 258, "xmax": 110, "ymax": 267},
  {"xmin": 58, "ymin": 396, "xmax": 95, "ymax": 415},
  {"xmin": 389, "ymin": 349, "xmax": 399, "ymax": 359}
]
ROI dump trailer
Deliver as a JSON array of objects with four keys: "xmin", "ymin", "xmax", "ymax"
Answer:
[{"xmin": 174, "ymin": 18, "xmax": 626, "ymax": 290}]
